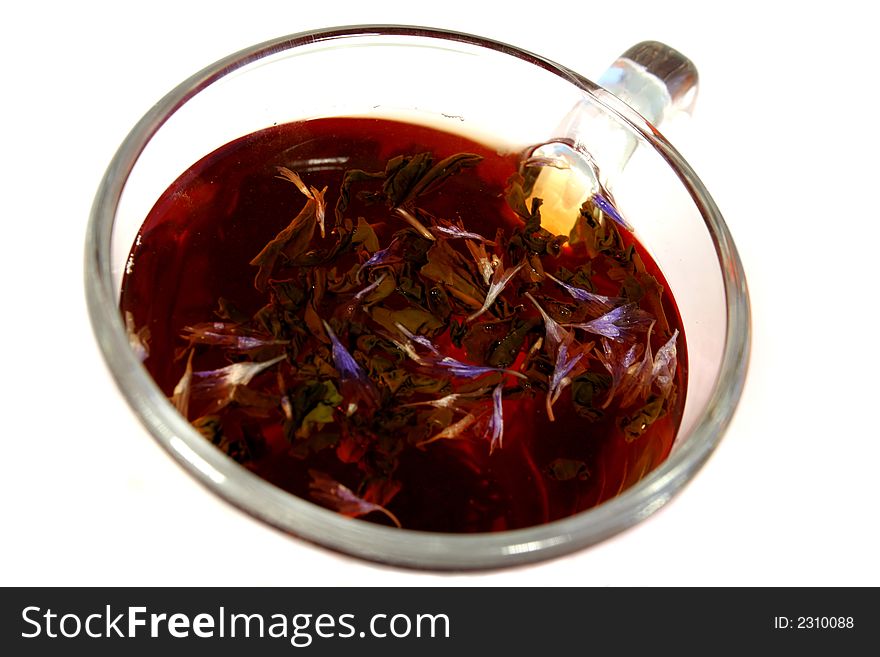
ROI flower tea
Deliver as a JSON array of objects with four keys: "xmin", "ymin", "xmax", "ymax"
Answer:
[{"xmin": 120, "ymin": 117, "xmax": 686, "ymax": 533}]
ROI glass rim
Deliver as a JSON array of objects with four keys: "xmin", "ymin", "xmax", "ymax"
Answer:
[{"xmin": 84, "ymin": 24, "xmax": 751, "ymax": 570}]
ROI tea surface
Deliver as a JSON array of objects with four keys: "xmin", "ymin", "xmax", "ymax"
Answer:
[{"xmin": 120, "ymin": 117, "xmax": 686, "ymax": 532}]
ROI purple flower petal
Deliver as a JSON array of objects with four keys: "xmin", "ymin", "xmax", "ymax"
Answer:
[
  {"xmin": 546, "ymin": 337, "xmax": 584, "ymax": 422},
  {"xmin": 568, "ymin": 303, "xmax": 653, "ymax": 341},
  {"xmin": 391, "ymin": 323, "xmax": 526, "ymax": 380},
  {"xmin": 545, "ymin": 273, "xmax": 621, "ymax": 315},
  {"xmin": 524, "ymin": 292, "xmax": 568, "ymax": 354},
  {"xmin": 392, "ymin": 322, "xmax": 441, "ymax": 355},
  {"xmin": 487, "ymin": 383, "xmax": 504, "ymax": 452},
  {"xmin": 592, "ymin": 192, "xmax": 631, "ymax": 230},
  {"xmin": 322, "ymin": 320, "xmax": 380, "ymax": 405},
  {"xmin": 361, "ymin": 237, "xmax": 402, "ymax": 270},
  {"xmin": 596, "ymin": 338, "xmax": 640, "ymax": 409}
]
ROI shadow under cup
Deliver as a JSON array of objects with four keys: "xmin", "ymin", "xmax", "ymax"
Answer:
[{"xmin": 85, "ymin": 26, "xmax": 750, "ymax": 569}]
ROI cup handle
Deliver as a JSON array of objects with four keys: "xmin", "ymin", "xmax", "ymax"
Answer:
[
  {"xmin": 524, "ymin": 42, "xmax": 698, "ymax": 235},
  {"xmin": 585, "ymin": 41, "xmax": 699, "ymax": 181},
  {"xmin": 598, "ymin": 41, "xmax": 699, "ymax": 128}
]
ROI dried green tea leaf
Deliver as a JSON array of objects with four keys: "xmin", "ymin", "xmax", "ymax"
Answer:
[
  {"xmin": 250, "ymin": 197, "xmax": 318, "ymax": 291},
  {"xmin": 570, "ymin": 373, "xmax": 610, "ymax": 421},
  {"xmin": 370, "ymin": 306, "xmax": 444, "ymax": 336},
  {"xmin": 619, "ymin": 395, "xmax": 666, "ymax": 441},
  {"xmin": 545, "ymin": 458, "xmax": 590, "ymax": 481},
  {"xmin": 383, "ymin": 152, "xmax": 434, "ymax": 206},
  {"xmin": 407, "ymin": 152, "xmax": 483, "ymax": 200},
  {"xmin": 421, "ymin": 239, "xmax": 484, "ymax": 310},
  {"xmin": 335, "ymin": 168, "xmax": 385, "ymax": 224},
  {"xmin": 353, "ymin": 216, "xmax": 380, "ymax": 252}
]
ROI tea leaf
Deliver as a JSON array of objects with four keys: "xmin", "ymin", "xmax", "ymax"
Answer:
[
  {"xmin": 407, "ymin": 152, "xmax": 483, "ymax": 200},
  {"xmin": 353, "ymin": 216, "xmax": 380, "ymax": 252},
  {"xmin": 383, "ymin": 152, "xmax": 434, "ymax": 206},
  {"xmin": 421, "ymin": 239, "xmax": 485, "ymax": 310},
  {"xmin": 335, "ymin": 168, "xmax": 385, "ymax": 224},
  {"xmin": 283, "ymin": 379, "xmax": 343, "ymax": 440},
  {"xmin": 570, "ymin": 373, "xmax": 610, "ymax": 421},
  {"xmin": 486, "ymin": 318, "xmax": 539, "ymax": 368},
  {"xmin": 545, "ymin": 458, "xmax": 590, "ymax": 481},
  {"xmin": 619, "ymin": 395, "xmax": 665, "ymax": 441},
  {"xmin": 250, "ymin": 196, "xmax": 318, "ymax": 291},
  {"xmin": 370, "ymin": 306, "xmax": 444, "ymax": 336}
]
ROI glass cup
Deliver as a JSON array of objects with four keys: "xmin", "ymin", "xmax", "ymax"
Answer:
[{"xmin": 85, "ymin": 26, "xmax": 750, "ymax": 569}]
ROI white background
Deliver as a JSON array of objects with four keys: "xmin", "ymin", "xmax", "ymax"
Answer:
[{"xmin": 2, "ymin": 0, "xmax": 878, "ymax": 586}]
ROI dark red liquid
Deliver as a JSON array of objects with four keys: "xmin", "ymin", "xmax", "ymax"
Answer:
[{"xmin": 121, "ymin": 117, "xmax": 687, "ymax": 533}]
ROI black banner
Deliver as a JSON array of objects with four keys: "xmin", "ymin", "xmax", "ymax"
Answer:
[{"xmin": 1, "ymin": 588, "xmax": 873, "ymax": 654}]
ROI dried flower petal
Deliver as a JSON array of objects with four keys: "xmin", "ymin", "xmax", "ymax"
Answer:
[
  {"xmin": 170, "ymin": 350, "xmax": 194, "ymax": 418},
  {"xmin": 276, "ymin": 166, "xmax": 327, "ymax": 238},
  {"xmin": 597, "ymin": 322, "xmax": 662, "ymax": 409},
  {"xmin": 394, "ymin": 207, "xmax": 435, "ymax": 241},
  {"xmin": 429, "ymin": 224, "xmax": 493, "ymax": 241},
  {"xmin": 191, "ymin": 354, "xmax": 285, "ymax": 413},
  {"xmin": 322, "ymin": 320, "xmax": 381, "ymax": 407},
  {"xmin": 567, "ymin": 303, "xmax": 653, "ymax": 341},
  {"xmin": 194, "ymin": 355, "xmax": 286, "ymax": 389},
  {"xmin": 309, "ymin": 470, "xmax": 401, "ymax": 528},
  {"xmin": 597, "ymin": 338, "xmax": 641, "ymax": 409},
  {"xmin": 418, "ymin": 412, "xmax": 478, "ymax": 447},
  {"xmin": 181, "ymin": 322, "xmax": 286, "ymax": 351},
  {"xmin": 402, "ymin": 390, "xmax": 486, "ymax": 410},
  {"xmin": 467, "ymin": 262, "xmax": 525, "ymax": 322},
  {"xmin": 592, "ymin": 192, "xmax": 630, "ymax": 230},
  {"xmin": 524, "ymin": 292, "xmax": 568, "ymax": 354},
  {"xmin": 546, "ymin": 338, "xmax": 585, "ymax": 422},
  {"xmin": 465, "ymin": 240, "xmax": 497, "ymax": 285},
  {"xmin": 545, "ymin": 273, "xmax": 621, "ymax": 315},
  {"xmin": 487, "ymin": 383, "xmax": 504, "ymax": 452},
  {"xmin": 352, "ymin": 273, "xmax": 388, "ymax": 303},
  {"xmin": 276, "ymin": 166, "xmax": 312, "ymax": 198},
  {"xmin": 392, "ymin": 322, "xmax": 441, "ymax": 355},
  {"xmin": 391, "ymin": 323, "xmax": 526, "ymax": 380},
  {"xmin": 124, "ymin": 311, "xmax": 150, "ymax": 362},
  {"xmin": 618, "ymin": 323, "xmax": 656, "ymax": 408},
  {"xmin": 651, "ymin": 329, "xmax": 679, "ymax": 396}
]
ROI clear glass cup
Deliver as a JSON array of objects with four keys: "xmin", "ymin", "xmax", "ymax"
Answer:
[{"xmin": 85, "ymin": 26, "xmax": 750, "ymax": 569}]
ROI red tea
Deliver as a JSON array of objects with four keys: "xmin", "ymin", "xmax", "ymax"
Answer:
[{"xmin": 120, "ymin": 117, "xmax": 686, "ymax": 533}]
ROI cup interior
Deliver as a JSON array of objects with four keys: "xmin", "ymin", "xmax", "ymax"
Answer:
[{"xmin": 89, "ymin": 26, "xmax": 750, "ymax": 569}]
